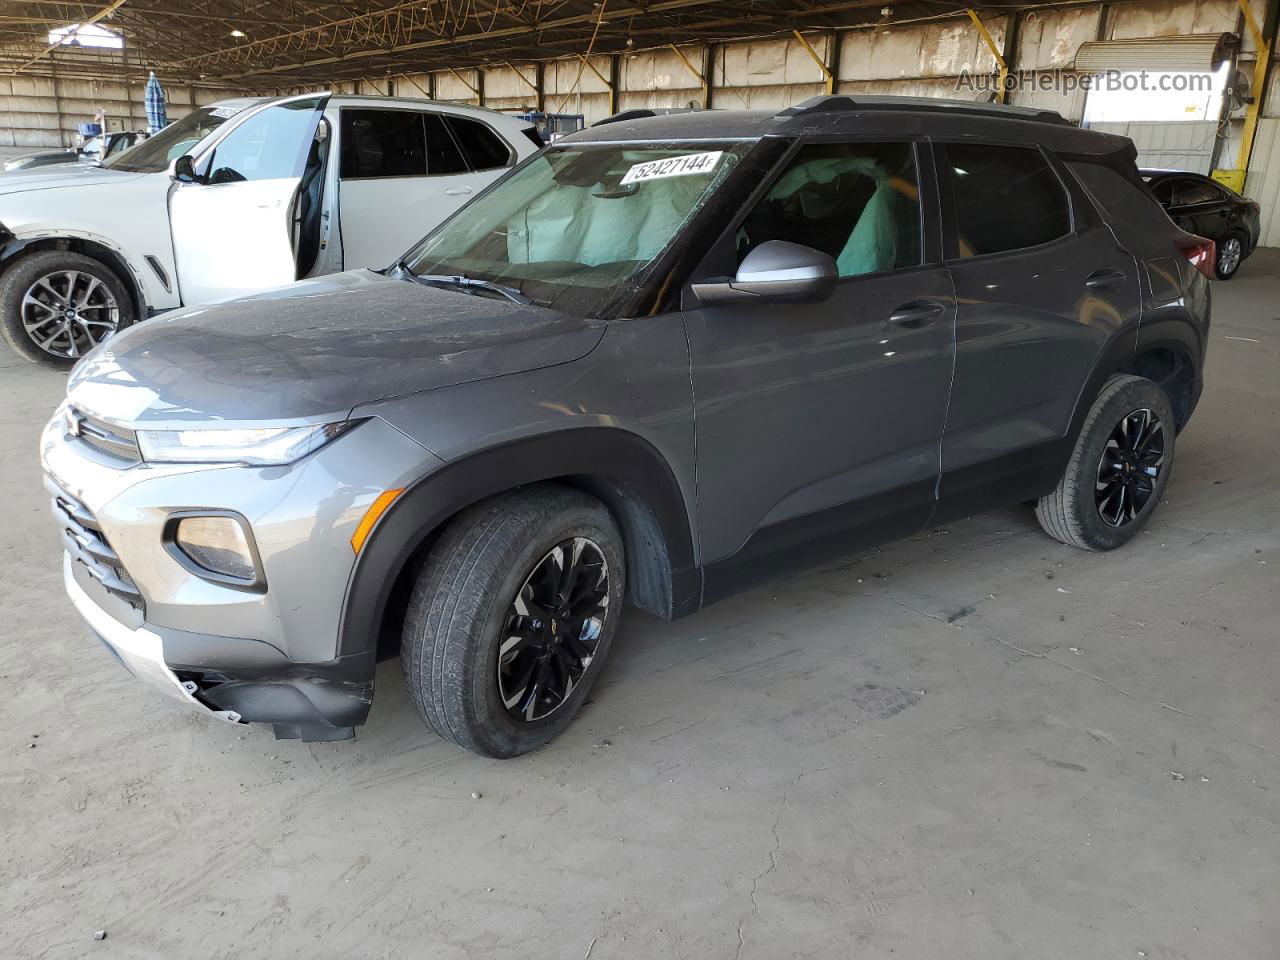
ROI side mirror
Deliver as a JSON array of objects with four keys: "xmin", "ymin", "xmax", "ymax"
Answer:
[
  {"xmin": 172, "ymin": 154, "xmax": 200, "ymax": 184},
  {"xmin": 690, "ymin": 240, "xmax": 838, "ymax": 306}
]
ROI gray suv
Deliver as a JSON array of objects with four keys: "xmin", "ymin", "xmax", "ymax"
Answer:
[{"xmin": 42, "ymin": 96, "xmax": 1210, "ymax": 757}]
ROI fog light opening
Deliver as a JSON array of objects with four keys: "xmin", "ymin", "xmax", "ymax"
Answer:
[{"xmin": 166, "ymin": 512, "xmax": 265, "ymax": 589}]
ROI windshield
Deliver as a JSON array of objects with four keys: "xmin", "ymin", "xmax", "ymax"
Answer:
[
  {"xmin": 403, "ymin": 142, "xmax": 749, "ymax": 317},
  {"xmin": 104, "ymin": 105, "xmax": 242, "ymax": 174}
]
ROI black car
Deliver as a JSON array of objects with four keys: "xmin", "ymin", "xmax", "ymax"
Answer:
[{"xmin": 1142, "ymin": 169, "xmax": 1261, "ymax": 280}]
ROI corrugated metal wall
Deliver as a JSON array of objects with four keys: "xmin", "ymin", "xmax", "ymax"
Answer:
[
  {"xmin": 1090, "ymin": 120, "xmax": 1220, "ymax": 172},
  {"xmin": 0, "ymin": 73, "xmax": 260, "ymax": 149},
  {"xmin": 4, "ymin": 0, "xmax": 1277, "ymax": 248},
  {"xmin": 1246, "ymin": 118, "xmax": 1280, "ymax": 245}
]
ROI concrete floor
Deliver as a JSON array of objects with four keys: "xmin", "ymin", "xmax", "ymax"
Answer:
[{"xmin": 2, "ymin": 253, "xmax": 1277, "ymax": 960}]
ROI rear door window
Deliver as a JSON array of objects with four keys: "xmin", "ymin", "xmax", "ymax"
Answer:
[
  {"xmin": 945, "ymin": 143, "xmax": 1071, "ymax": 257},
  {"xmin": 736, "ymin": 141, "xmax": 922, "ymax": 278},
  {"xmin": 446, "ymin": 116, "xmax": 512, "ymax": 171},
  {"xmin": 340, "ymin": 108, "xmax": 427, "ymax": 179}
]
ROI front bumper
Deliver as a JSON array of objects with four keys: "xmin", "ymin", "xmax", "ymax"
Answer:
[
  {"xmin": 64, "ymin": 553, "xmax": 241, "ymax": 723},
  {"xmin": 44, "ymin": 406, "xmax": 440, "ymax": 741}
]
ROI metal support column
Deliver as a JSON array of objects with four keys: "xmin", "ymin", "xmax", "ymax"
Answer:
[
  {"xmin": 966, "ymin": 8, "xmax": 1008, "ymax": 103},
  {"xmin": 792, "ymin": 29, "xmax": 833, "ymax": 95},
  {"xmin": 669, "ymin": 43, "xmax": 708, "ymax": 107},
  {"xmin": 1236, "ymin": 0, "xmax": 1279, "ymax": 187}
]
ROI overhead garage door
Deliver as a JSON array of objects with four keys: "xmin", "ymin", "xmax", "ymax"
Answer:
[{"xmin": 1089, "ymin": 120, "xmax": 1218, "ymax": 174}]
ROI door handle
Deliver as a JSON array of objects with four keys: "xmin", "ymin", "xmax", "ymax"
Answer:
[
  {"xmin": 444, "ymin": 186, "xmax": 474, "ymax": 197},
  {"xmin": 1084, "ymin": 268, "xmax": 1127, "ymax": 290},
  {"xmin": 887, "ymin": 300, "xmax": 945, "ymax": 329}
]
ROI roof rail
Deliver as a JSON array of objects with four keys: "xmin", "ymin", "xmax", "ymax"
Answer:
[
  {"xmin": 592, "ymin": 106, "xmax": 701, "ymax": 127},
  {"xmin": 776, "ymin": 95, "xmax": 1072, "ymax": 126}
]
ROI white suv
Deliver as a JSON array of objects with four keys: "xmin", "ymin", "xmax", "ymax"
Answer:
[{"xmin": 0, "ymin": 92, "xmax": 541, "ymax": 366}]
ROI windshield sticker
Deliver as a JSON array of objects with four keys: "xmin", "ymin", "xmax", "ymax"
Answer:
[
  {"xmin": 620, "ymin": 151, "xmax": 723, "ymax": 185},
  {"xmin": 209, "ymin": 107, "xmax": 241, "ymax": 118}
]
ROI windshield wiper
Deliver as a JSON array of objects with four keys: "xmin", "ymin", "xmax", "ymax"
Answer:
[{"xmin": 397, "ymin": 265, "xmax": 532, "ymax": 306}]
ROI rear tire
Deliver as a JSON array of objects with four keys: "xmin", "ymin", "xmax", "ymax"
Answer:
[
  {"xmin": 1035, "ymin": 375, "xmax": 1175, "ymax": 551},
  {"xmin": 0, "ymin": 250, "xmax": 135, "ymax": 368},
  {"xmin": 401, "ymin": 485, "xmax": 625, "ymax": 758}
]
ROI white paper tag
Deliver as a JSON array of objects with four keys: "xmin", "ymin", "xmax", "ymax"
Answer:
[{"xmin": 620, "ymin": 151, "xmax": 723, "ymax": 185}]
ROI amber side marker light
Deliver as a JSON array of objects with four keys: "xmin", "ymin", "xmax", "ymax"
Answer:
[{"xmin": 351, "ymin": 489, "xmax": 404, "ymax": 554}]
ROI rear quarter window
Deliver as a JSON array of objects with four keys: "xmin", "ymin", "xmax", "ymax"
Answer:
[
  {"xmin": 447, "ymin": 116, "xmax": 512, "ymax": 171},
  {"xmin": 1068, "ymin": 161, "xmax": 1175, "ymax": 236}
]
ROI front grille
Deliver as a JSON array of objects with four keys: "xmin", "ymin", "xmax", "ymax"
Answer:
[
  {"xmin": 47, "ymin": 478, "xmax": 144, "ymax": 611},
  {"xmin": 67, "ymin": 406, "xmax": 141, "ymax": 463}
]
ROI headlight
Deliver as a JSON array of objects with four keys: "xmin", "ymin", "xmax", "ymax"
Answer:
[
  {"xmin": 172, "ymin": 515, "xmax": 259, "ymax": 583},
  {"xmin": 136, "ymin": 420, "xmax": 358, "ymax": 465}
]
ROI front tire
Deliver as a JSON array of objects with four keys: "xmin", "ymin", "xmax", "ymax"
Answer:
[
  {"xmin": 0, "ymin": 251, "xmax": 135, "ymax": 368},
  {"xmin": 402, "ymin": 486, "xmax": 625, "ymax": 758},
  {"xmin": 1035, "ymin": 375, "xmax": 1175, "ymax": 551}
]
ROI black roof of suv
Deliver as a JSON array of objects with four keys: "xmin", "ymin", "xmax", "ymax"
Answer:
[{"xmin": 572, "ymin": 95, "xmax": 1135, "ymax": 164}]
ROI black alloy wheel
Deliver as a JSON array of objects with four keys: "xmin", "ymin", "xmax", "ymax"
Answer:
[
  {"xmin": 1095, "ymin": 408, "xmax": 1166, "ymax": 527},
  {"xmin": 499, "ymin": 537, "xmax": 611, "ymax": 722}
]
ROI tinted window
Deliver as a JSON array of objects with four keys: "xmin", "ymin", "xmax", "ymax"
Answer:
[
  {"xmin": 736, "ymin": 141, "xmax": 921, "ymax": 278},
  {"xmin": 1176, "ymin": 179, "xmax": 1220, "ymax": 206},
  {"xmin": 1150, "ymin": 179, "xmax": 1177, "ymax": 205},
  {"xmin": 341, "ymin": 109, "xmax": 426, "ymax": 179},
  {"xmin": 447, "ymin": 116, "xmax": 511, "ymax": 170},
  {"xmin": 1069, "ymin": 161, "xmax": 1174, "ymax": 235},
  {"xmin": 204, "ymin": 98, "xmax": 323, "ymax": 183},
  {"xmin": 947, "ymin": 143, "xmax": 1071, "ymax": 256},
  {"xmin": 424, "ymin": 113, "xmax": 468, "ymax": 175}
]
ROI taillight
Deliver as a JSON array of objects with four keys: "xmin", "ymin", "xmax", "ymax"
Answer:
[{"xmin": 1176, "ymin": 234, "xmax": 1216, "ymax": 280}]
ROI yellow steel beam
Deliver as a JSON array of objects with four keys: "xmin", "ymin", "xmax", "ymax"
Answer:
[
  {"xmin": 966, "ymin": 8, "xmax": 1009, "ymax": 104},
  {"xmin": 792, "ymin": 29, "xmax": 834, "ymax": 94},
  {"xmin": 503, "ymin": 60, "xmax": 540, "ymax": 95},
  {"xmin": 1236, "ymin": 0, "xmax": 1272, "ymax": 182},
  {"xmin": 1237, "ymin": 40, "xmax": 1271, "ymax": 177},
  {"xmin": 447, "ymin": 67, "xmax": 480, "ymax": 99},
  {"xmin": 669, "ymin": 43, "xmax": 709, "ymax": 107},
  {"xmin": 576, "ymin": 53, "xmax": 612, "ymax": 91},
  {"xmin": 1240, "ymin": 0, "xmax": 1266, "ymax": 49}
]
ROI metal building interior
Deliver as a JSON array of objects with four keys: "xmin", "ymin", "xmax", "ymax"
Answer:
[{"xmin": 1, "ymin": 1, "xmax": 1277, "ymax": 958}]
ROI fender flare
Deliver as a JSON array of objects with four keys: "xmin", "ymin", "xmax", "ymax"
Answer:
[
  {"xmin": 1134, "ymin": 315, "xmax": 1204, "ymax": 369},
  {"xmin": 1064, "ymin": 325, "xmax": 1140, "ymax": 446},
  {"xmin": 0, "ymin": 228, "xmax": 157, "ymax": 315},
  {"xmin": 335, "ymin": 427, "xmax": 700, "ymax": 674},
  {"xmin": 1067, "ymin": 314, "xmax": 1203, "ymax": 445}
]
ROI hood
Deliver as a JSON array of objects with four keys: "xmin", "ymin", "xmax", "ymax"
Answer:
[
  {"xmin": 0, "ymin": 163, "xmax": 143, "ymax": 195},
  {"xmin": 67, "ymin": 269, "xmax": 606, "ymax": 427}
]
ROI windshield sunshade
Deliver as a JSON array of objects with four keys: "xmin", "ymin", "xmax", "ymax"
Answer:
[{"xmin": 404, "ymin": 142, "xmax": 750, "ymax": 318}]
